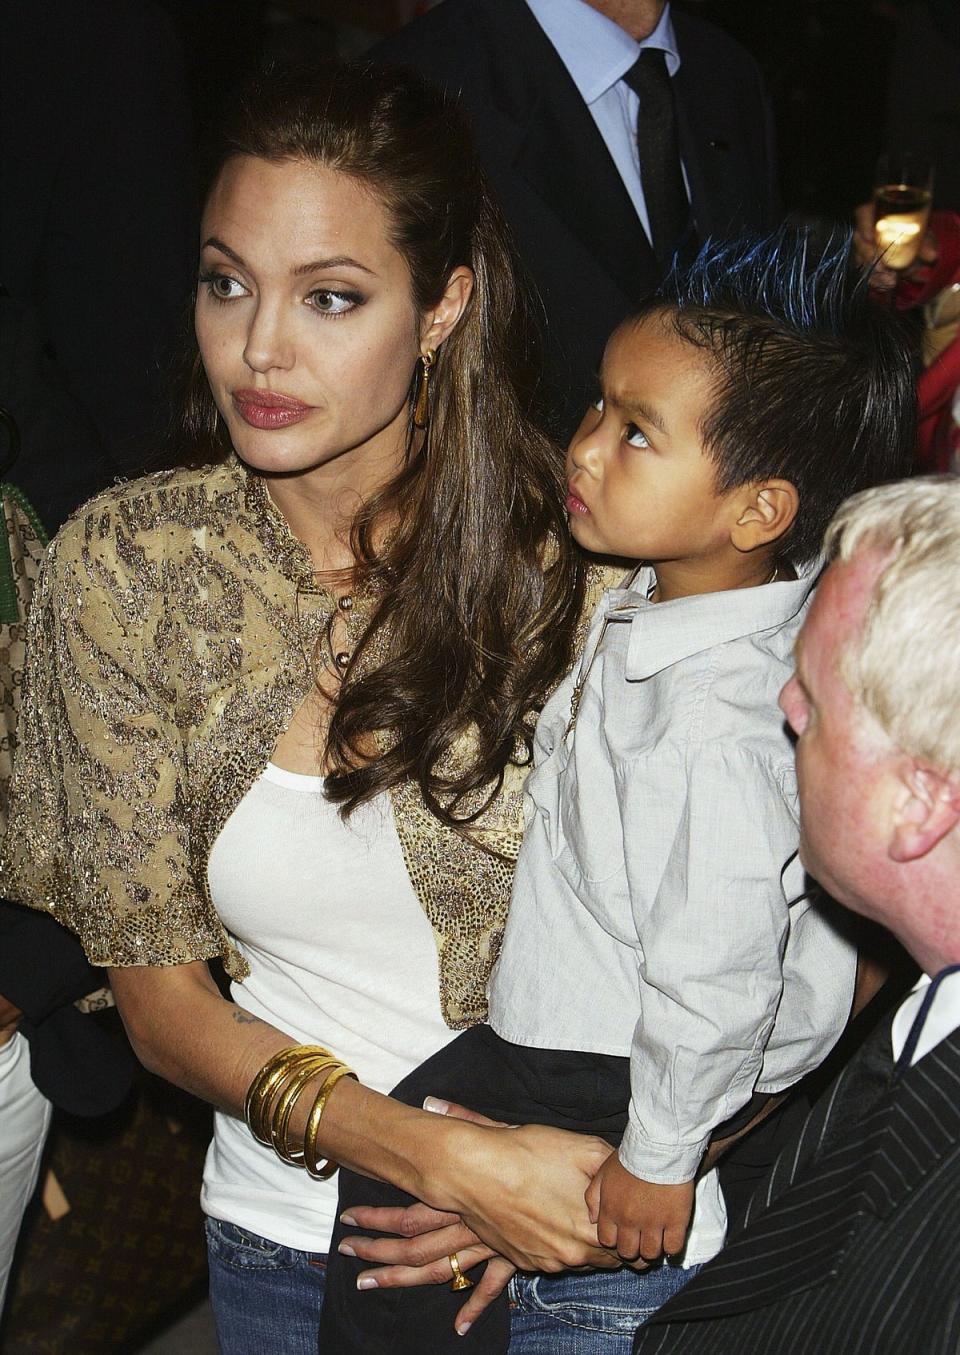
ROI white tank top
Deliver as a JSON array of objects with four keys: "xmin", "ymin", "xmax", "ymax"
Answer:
[{"xmin": 202, "ymin": 764, "xmax": 457, "ymax": 1252}]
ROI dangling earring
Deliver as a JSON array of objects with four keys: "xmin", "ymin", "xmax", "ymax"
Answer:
[{"xmin": 413, "ymin": 348, "xmax": 436, "ymax": 429}]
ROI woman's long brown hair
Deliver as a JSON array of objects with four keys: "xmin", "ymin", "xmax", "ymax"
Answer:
[{"xmin": 175, "ymin": 62, "xmax": 584, "ymax": 825}]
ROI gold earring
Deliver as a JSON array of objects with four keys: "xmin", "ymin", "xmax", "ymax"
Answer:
[{"xmin": 413, "ymin": 348, "xmax": 436, "ymax": 429}]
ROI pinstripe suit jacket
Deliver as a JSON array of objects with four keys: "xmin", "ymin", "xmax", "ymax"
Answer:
[{"xmin": 635, "ymin": 1017, "xmax": 960, "ymax": 1354}]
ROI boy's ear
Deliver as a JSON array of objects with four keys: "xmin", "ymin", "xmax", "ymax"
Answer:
[
  {"xmin": 731, "ymin": 479, "xmax": 799, "ymax": 553},
  {"xmin": 888, "ymin": 759, "xmax": 960, "ymax": 863}
]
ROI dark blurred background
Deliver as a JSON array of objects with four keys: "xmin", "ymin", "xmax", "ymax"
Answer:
[{"xmin": 165, "ymin": 0, "xmax": 960, "ymax": 220}]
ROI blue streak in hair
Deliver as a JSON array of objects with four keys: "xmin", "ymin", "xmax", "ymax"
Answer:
[{"xmin": 657, "ymin": 224, "xmax": 861, "ymax": 338}]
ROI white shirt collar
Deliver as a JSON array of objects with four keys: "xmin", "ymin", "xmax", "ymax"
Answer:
[
  {"xmin": 525, "ymin": 0, "xmax": 681, "ymax": 105},
  {"xmin": 602, "ymin": 561, "xmax": 820, "ymax": 682},
  {"xmin": 891, "ymin": 968, "xmax": 960, "ymax": 1067}
]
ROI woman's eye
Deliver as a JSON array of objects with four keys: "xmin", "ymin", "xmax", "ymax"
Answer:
[
  {"xmin": 308, "ymin": 289, "xmax": 362, "ymax": 316},
  {"xmin": 625, "ymin": 423, "xmax": 649, "ymax": 448},
  {"xmin": 200, "ymin": 272, "xmax": 246, "ymax": 302},
  {"xmin": 592, "ymin": 397, "xmax": 604, "ymax": 414}
]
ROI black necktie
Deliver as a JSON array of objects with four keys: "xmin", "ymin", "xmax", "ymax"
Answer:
[{"xmin": 623, "ymin": 49, "xmax": 688, "ymax": 268}]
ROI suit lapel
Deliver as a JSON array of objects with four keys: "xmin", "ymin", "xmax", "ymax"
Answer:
[
  {"xmin": 484, "ymin": 0, "xmax": 656, "ymax": 302},
  {"xmin": 647, "ymin": 1026, "xmax": 960, "ymax": 1325},
  {"xmin": 669, "ymin": 12, "xmax": 766, "ymax": 239}
]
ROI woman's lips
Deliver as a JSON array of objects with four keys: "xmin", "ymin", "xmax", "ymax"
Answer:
[
  {"xmin": 565, "ymin": 488, "xmax": 589, "ymax": 515},
  {"xmin": 232, "ymin": 390, "xmax": 314, "ymax": 429}
]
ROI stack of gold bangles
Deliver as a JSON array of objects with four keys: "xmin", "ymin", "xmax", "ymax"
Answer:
[{"xmin": 244, "ymin": 1045, "xmax": 357, "ymax": 1179}]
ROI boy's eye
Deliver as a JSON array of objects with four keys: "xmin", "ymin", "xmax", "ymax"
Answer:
[
  {"xmin": 592, "ymin": 397, "xmax": 604, "ymax": 414},
  {"xmin": 625, "ymin": 423, "xmax": 649, "ymax": 448}
]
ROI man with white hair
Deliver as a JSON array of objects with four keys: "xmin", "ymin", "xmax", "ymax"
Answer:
[{"xmin": 634, "ymin": 476, "xmax": 960, "ymax": 1354}]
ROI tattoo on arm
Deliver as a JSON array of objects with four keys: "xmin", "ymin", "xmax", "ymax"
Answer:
[{"xmin": 232, "ymin": 1008, "xmax": 268, "ymax": 1027}]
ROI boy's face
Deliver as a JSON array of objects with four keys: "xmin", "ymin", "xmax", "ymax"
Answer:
[{"xmin": 565, "ymin": 314, "xmax": 741, "ymax": 563}]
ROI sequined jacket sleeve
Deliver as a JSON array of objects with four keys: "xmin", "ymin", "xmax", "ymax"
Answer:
[{"xmin": 2, "ymin": 509, "xmax": 222, "ymax": 968}]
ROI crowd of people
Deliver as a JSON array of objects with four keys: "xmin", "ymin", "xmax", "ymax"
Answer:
[{"xmin": 1, "ymin": 2, "xmax": 958, "ymax": 1354}]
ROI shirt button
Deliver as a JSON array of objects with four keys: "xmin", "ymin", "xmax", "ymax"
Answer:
[
  {"xmin": 334, "ymin": 651, "xmax": 350, "ymax": 670},
  {"xmin": 338, "ymin": 595, "xmax": 353, "ymax": 611}
]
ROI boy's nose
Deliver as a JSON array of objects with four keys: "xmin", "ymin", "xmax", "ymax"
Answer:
[{"xmin": 569, "ymin": 429, "xmax": 605, "ymax": 477}]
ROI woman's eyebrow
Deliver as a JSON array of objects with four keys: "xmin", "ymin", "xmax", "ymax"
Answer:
[
  {"xmin": 291, "ymin": 255, "xmax": 377, "ymax": 277},
  {"xmin": 201, "ymin": 236, "xmax": 246, "ymax": 267},
  {"xmin": 200, "ymin": 239, "xmax": 377, "ymax": 279}
]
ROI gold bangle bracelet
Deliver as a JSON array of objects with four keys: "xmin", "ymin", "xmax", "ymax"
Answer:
[
  {"xmin": 245, "ymin": 1049, "xmax": 310, "ymax": 1144},
  {"xmin": 270, "ymin": 1057, "xmax": 344, "ymax": 1164},
  {"xmin": 244, "ymin": 1046, "xmax": 332, "ymax": 1145},
  {"xmin": 303, "ymin": 1065, "xmax": 358, "ymax": 1180}
]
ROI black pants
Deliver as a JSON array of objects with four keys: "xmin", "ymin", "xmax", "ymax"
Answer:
[{"xmin": 318, "ymin": 1025, "xmax": 633, "ymax": 1355}]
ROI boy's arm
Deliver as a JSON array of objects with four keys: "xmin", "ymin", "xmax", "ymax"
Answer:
[{"xmin": 617, "ymin": 745, "xmax": 854, "ymax": 1195}]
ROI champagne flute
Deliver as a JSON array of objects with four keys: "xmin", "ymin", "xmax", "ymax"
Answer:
[{"xmin": 872, "ymin": 152, "xmax": 934, "ymax": 272}]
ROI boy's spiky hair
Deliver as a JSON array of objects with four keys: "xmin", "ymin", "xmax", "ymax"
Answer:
[{"xmin": 634, "ymin": 225, "xmax": 917, "ymax": 563}]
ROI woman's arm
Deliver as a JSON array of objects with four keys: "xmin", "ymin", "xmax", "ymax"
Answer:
[{"xmin": 109, "ymin": 960, "xmax": 616, "ymax": 1272}]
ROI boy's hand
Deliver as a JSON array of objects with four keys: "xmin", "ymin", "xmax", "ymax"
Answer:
[{"xmin": 584, "ymin": 1154, "xmax": 695, "ymax": 1264}]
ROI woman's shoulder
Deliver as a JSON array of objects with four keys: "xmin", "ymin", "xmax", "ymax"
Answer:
[
  {"xmin": 58, "ymin": 459, "xmax": 242, "ymax": 532},
  {"xmin": 49, "ymin": 460, "xmax": 245, "ymax": 573}
]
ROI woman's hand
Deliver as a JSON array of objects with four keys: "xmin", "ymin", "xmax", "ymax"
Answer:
[
  {"xmin": 340, "ymin": 1201, "xmax": 515, "ymax": 1336},
  {"xmin": 401, "ymin": 1094, "xmax": 619, "ymax": 1272},
  {"xmin": 422, "ymin": 1114, "xmax": 619, "ymax": 1273}
]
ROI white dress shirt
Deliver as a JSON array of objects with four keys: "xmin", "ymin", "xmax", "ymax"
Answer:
[
  {"xmin": 490, "ymin": 565, "xmax": 858, "ymax": 1203},
  {"xmin": 891, "ymin": 968, "xmax": 960, "ymax": 1067},
  {"xmin": 524, "ymin": 0, "xmax": 686, "ymax": 244}
]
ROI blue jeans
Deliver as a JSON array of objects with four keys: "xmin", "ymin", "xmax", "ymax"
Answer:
[
  {"xmin": 205, "ymin": 1218, "xmax": 327, "ymax": 1355},
  {"xmin": 508, "ymin": 1263, "xmax": 701, "ymax": 1354},
  {"xmin": 206, "ymin": 1218, "xmax": 697, "ymax": 1355}
]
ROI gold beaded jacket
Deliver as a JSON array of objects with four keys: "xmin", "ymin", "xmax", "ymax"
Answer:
[{"xmin": 1, "ymin": 459, "xmax": 612, "ymax": 1028}]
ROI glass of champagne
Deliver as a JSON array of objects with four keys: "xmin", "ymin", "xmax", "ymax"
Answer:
[{"xmin": 873, "ymin": 152, "xmax": 934, "ymax": 272}]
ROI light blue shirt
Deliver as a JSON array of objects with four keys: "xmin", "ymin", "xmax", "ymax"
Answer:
[
  {"xmin": 525, "ymin": 0, "xmax": 686, "ymax": 245},
  {"xmin": 490, "ymin": 564, "xmax": 857, "ymax": 1209}
]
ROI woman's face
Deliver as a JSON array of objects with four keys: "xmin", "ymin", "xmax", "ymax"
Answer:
[{"xmin": 196, "ymin": 155, "xmax": 423, "ymax": 483}]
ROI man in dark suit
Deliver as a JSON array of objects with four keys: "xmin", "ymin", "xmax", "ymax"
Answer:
[
  {"xmin": 635, "ymin": 476, "xmax": 960, "ymax": 1354},
  {"xmin": 375, "ymin": 0, "xmax": 778, "ymax": 438}
]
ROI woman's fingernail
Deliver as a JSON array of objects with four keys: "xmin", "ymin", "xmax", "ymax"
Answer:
[
  {"xmin": 339, "ymin": 1212, "xmax": 358, "ymax": 1226},
  {"xmin": 338, "ymin": 1243, "xmax": 356, "ymax": 1257},
  {"xmin": 457, "ymin": 1322, "xmax": 472, "ymax": 1336},
  {"xmin": 423, "ymin": 1096, "xmax": 450, "ymax": 1114},
  {"xmin": 357, "ymin": 1276, "xmax": 379, "ymax": 1290}
]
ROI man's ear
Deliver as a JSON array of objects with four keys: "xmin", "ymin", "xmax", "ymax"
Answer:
[
  {"xmin": 889, "ymin": 760, "xmax": 960, "ymax": 863},
  {"xmin": 419, "ymin": 266, "xmax": 474, "ymax": 352},
  {"xmin": 730, "ymin": 479, "xmax": 799, "ymax": 553}
]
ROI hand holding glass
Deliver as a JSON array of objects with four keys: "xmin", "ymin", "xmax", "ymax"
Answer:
[{"xmin": 873, "ymin": 153, "xmax": 933, "ymax": 272}]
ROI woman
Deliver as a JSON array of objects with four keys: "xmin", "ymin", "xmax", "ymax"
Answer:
[{"xmin": 2, "ymin": 63, "xmax": 620, "ymax": 1353}]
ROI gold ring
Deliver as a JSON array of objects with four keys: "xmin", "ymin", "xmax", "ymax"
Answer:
[{"xmin": 449, "ymin": 1253, "xmax": 473, "ymax": 1291}]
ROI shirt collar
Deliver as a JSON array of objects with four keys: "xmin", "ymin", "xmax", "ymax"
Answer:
[
  {"xmin": 603, "ymin": 560, "xmax": 821, "ymax": 681},
  {"xmin": 892, "ymin": 967, "xmax": 960, "ymax": 1068},
  {"xmin": 525, "ymin": 0, "xmax": 680, "ymax": 105}
]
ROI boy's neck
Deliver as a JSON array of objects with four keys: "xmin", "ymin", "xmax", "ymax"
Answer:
[{"xmin": 650, "ymin": 553, "xmax": 783, "ymax": 603}]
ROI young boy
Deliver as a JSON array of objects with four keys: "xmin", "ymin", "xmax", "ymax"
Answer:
[{"xmin": 319, "ymin": 229, "xmax": 917, "ymax": 1351}]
